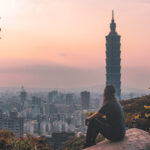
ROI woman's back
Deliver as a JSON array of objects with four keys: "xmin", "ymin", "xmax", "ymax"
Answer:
[
  {"xmin": 98, "ymin": 101, "xmax": 125, "ymax": 134},
  {"xmin": 83, "ymin": 85, "xmax": 126, "ymax": 148}
]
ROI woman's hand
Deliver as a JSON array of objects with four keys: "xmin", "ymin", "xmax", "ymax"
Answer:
[
  {"xmin": 85, "ymin": 118, "xmax": 89, "ymax": 126},
  {"xmin": 85, "ymin": 112, "xmax": 102, "ymax": 126}
]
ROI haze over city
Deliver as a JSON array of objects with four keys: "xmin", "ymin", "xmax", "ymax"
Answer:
[{"xmin": 0, "ymin": 0, "xmax": 150, "ymax": 89}]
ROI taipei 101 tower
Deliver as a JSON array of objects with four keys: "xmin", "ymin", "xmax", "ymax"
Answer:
[{"xmin": 106, "ymin": 11, "xmax": 121, "ymax": 100}]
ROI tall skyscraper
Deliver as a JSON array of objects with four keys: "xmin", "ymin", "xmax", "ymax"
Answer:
[
  {"xmin": 20, "ymin": 86, "xmax": 27, "ymax": 108},
  {"xmin": 48, "ymin": 91, "xmax": 58, "ymax": 104},
  {"xmin": 0, "ymin": 110, "xmax": 2, "ymax": 129},
  {"xmin": 81, "ymin": 91, "xmax": 90, "ymax": 109},
  {"xmin": 106, "ymin": 11, "xmax": 121, "ymax": 100},
  {"xmin": 66, "ymin": 93, "xmax": 73, "ymax": 105}
]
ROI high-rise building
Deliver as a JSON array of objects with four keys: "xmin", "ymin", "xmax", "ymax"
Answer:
[
  {"xmin": 66, "ymin": 93, "xmax": 73, "ymax": 105},
  {"xmin": 48, "ymin": 91, "xmax": 58, "ymax": 104},
  {"xmin": 0, "ymin": 110, "xmax": 2, "ymax": 129},
  {"xmin": 106, "ymin": 11, "xmax": 121, "ymax": 100},
  {"xmin": 32, "ymin": 96, "xmax": 41, "ymax": 106},
  {"xmin": 80, "ymin": 91, "xmax": 90, "ymax": 109},
  {"xmin": 20, "ymin": 86, "xmax": 27, "ymax": 108},
  {"xmin": 0, "ymin": 110, "xmax": 24, "ymax": 137}
]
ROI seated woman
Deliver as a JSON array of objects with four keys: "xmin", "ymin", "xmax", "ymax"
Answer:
[{"xmin": 84, "ymin": 85, "xmax": 125, "ymax": 148}]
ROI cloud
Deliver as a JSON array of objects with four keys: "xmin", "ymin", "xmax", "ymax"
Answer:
[
  {"xmin": 0, "ymin": 63, "xmax": 150, "ymax": 89},
  {"xmin": 127, "ymin": 0, "xmax": 150, "ymax": 4},
  {"xmin": 0, "ymin": 64, "xmax": 105, "ymax": 88},
  {"xmin": 136, "ymin": 0, "xmax": 150, "ymax": 3},
  {"xmin": 59, "ymin": 53, "xmax": 68, "ymax": 57}
]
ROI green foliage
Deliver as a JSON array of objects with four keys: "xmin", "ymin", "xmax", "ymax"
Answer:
[
  {"xmin": 121, "ymin": 94, "xmax": 150, "ymax": 132},
  {"xmin": 0, "ymin": 130, "xmax": 53, "ymax": 150},
  {"xmin": 62, "ymin": 134, "xmax": 85, "ymax": 150}
]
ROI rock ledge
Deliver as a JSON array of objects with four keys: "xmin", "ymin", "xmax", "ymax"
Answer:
[{"xmin": 84, "ymin": 128, "xmax": 150, "ymax": 150}]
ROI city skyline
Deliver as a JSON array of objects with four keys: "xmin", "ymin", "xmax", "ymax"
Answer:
[{"xmin": 0, "ymin": 0, "xmax": 150, "ymax": 89}]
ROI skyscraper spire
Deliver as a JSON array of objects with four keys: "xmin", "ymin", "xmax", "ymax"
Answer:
[
  {"xmin": 110, "ymin": 10, "xmax": 116, "ymax": 32},
  {"xmin": 112, "ymin": 10, "xmax": 114, "ymax": 21}
]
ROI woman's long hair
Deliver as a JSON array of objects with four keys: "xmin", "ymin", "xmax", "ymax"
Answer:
[{"xmin": 102, "ymin": 85, "xmax": 116, "ymax": 105}]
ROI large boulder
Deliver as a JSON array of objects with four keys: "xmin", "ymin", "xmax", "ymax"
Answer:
[{"xmin": 84, "ymin": 128, "xmax": 150, "ymax": 150}]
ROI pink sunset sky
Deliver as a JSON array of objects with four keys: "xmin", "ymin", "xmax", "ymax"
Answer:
[{"xmin": 0, "ymin": 0, "xmax": 150, "ymax": 89}]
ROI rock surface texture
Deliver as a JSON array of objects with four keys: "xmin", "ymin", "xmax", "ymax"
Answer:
[{"xmin": 84, "ymin": 128, "xmax": 150, "ymax": 150}]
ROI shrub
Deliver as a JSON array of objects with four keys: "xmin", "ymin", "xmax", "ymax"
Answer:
[{"xmin": 0, "ymin": 130, "xmax": 53, "ymax": 150}]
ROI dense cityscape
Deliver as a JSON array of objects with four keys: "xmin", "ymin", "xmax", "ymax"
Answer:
[{"xmin": 0, "ymin": 87, "xmax": 146, "ymax": 137}]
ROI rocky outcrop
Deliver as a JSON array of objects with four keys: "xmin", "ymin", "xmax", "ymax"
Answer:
[{"xmin": 84, "ymin": 128, "xmax": 150, "ymax": 150}]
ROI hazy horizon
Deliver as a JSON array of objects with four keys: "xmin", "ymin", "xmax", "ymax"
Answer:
[{"xmin": 0, "ymin": 0, "xmax": 150, "ymax": 89}]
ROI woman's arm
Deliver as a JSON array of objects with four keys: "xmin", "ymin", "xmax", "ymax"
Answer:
[
  {"xmin": 85, "ymin": 112, "xmax": 103, "ymax": 126},
  {"xmin": 88, "ymin": 112, "xmax": 102, "ymax": 119}
]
